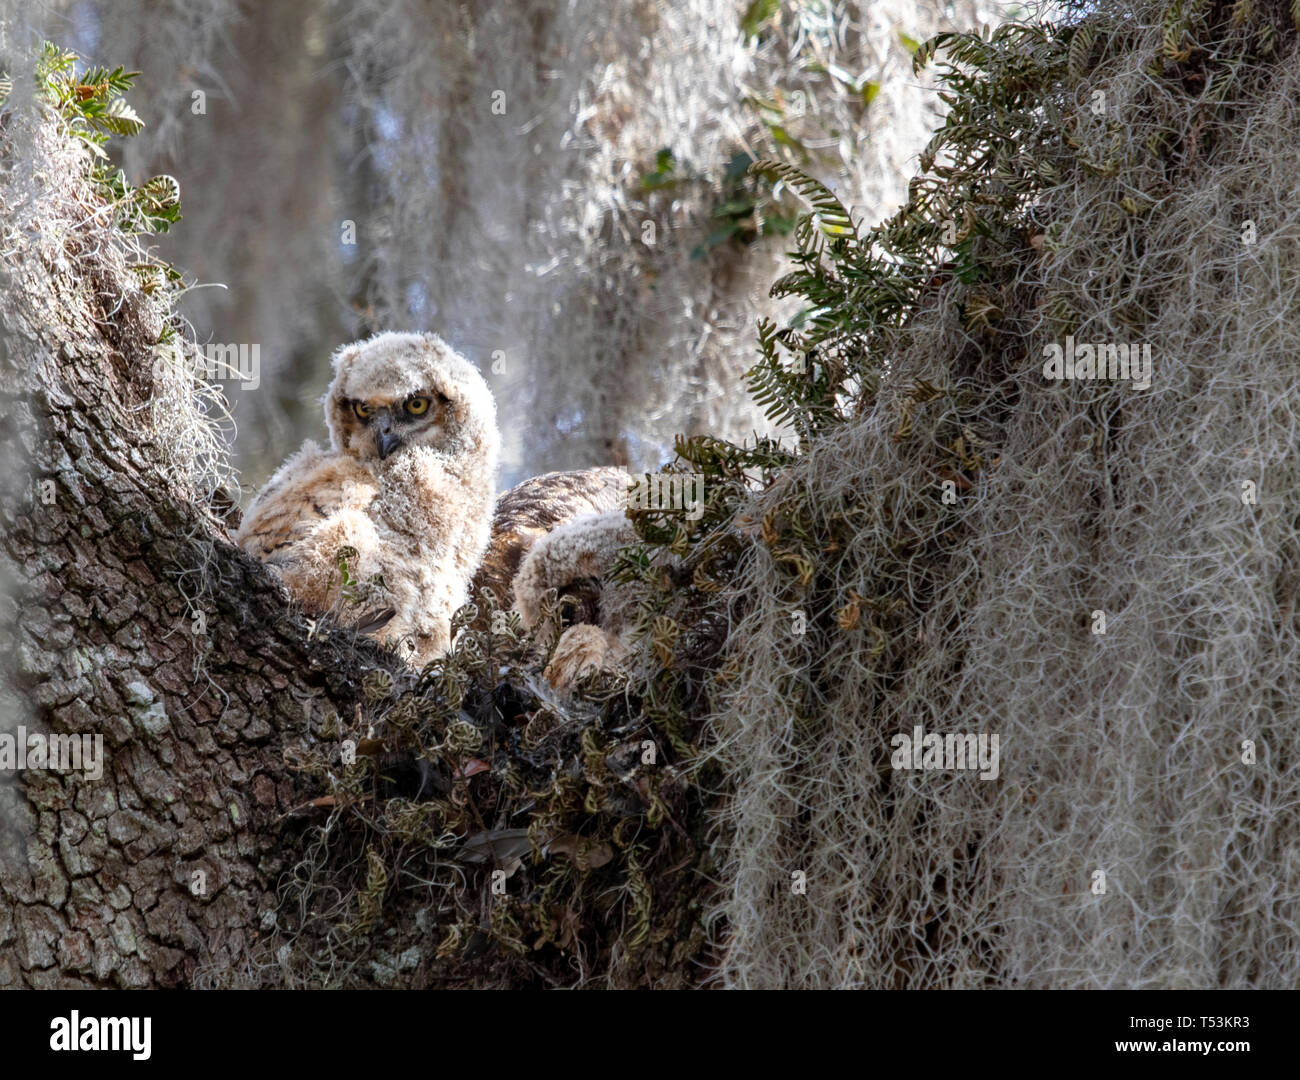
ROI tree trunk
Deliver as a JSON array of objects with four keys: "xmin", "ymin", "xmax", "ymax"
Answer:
[{"xmin": 0, "ymin": 123, "xmax": 388, "ymax": 990}]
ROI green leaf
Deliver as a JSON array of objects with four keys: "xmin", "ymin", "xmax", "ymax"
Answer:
[
  {"xmin": 741, "ymin": 0, "xmax": 781, "ymax": 39},
  {"xmin": 746, "ymin": 93, "xmax": 785, "ymax": 119},
  {"xmin": 748, "ymin": 160, "xmax": 857, "ymax": 241},
  {"xmin": 75, "ymin": 133, "xmax": 109, "ymax": 158},
  {"xmin": 641, "ymin": 147, "xmax": 678, "ymax": 190},
  {"xmin": 767, "ymin": 124, "xmax": 808, "ymax": 157},
  {"xmin": 91, "ymin": 98, "xmax": 144, "ymax": 138},
  {"xmin": 136, "ymin": 174, "xmax": 181, "ymax": 215},
  {"xmin": 641, "ymin": 172, "xmax": 678, "ymax": 192},
  {"xmin": 714, "ymin": 199, "xmax": 756, "ymax": 218}
]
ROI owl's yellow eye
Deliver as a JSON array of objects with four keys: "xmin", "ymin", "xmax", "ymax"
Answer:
[
  {"xmin": 405, "ymin": 395, "xmax": 430, "ymax": 416},
  {"xmin": 353, "ymin": 401, "xmax": 374, "ymax": 420}
]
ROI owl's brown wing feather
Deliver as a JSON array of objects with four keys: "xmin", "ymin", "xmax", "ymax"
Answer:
[{"xmin": 471, "ymin": 467, "xmax": 629, "ymax": 610}]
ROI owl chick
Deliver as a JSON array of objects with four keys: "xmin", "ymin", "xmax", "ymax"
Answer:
[
  {"xmin": 510, "ymin": 510, "xmax": 637, "ymax": 688},
  {"xmin": 235, "ymin": 331, "xmax": 499, "ymax": 663},
  {"xmin": 471, "ymin": 466, "xmax": 630, "ymax": 615}
]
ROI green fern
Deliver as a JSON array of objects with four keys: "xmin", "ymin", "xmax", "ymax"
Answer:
[
  {"xmin": 10, "ymin": 42, "xmax": 181, "ymax": 236},
  {"xmin": 747, "ymin": 160, "xmax": 856, "ymax": 241}
]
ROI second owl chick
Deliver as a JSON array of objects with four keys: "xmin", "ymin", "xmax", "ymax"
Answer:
[
  {"xmin": 236, "ymin": 331, "xmax": 499, "ymax": 663},
  {"xmin": 510, "ymin": 510, "xmax": 637, "ymax": 688}
]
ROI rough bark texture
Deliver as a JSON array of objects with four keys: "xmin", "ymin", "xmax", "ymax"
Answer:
[{"xmin": 0, "ymin": 126, "xmax": 391, "ymax": 988}]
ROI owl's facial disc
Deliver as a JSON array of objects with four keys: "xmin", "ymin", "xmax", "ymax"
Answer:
[{"xmin": 349, "ymin": 392, "xmax": 448, "ymax": 460}]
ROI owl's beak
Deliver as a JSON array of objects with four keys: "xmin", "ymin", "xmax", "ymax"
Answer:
[{"xmin": 375, "ymin": 415, "xmax": 402, "ymax": 460}]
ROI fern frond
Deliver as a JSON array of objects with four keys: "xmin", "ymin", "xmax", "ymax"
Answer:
[
  {"xmin": 748, "ymin": 160, "xmax": 856, "ymax": 241},
  {"xmin": 1066, "ymin": 23, "xmax": 1097, "ymax": 83}
]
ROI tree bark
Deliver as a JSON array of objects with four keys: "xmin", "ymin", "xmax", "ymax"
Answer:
[{"xmin": 0, "ymin": 136, "xmax": 388, "ymax": 989}]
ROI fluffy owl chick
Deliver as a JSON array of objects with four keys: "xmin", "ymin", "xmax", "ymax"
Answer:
[
  {"xmin": 235, "ymin": 331, "xmax": 499, "ymax": 663},
  {"xmin": 510, "ymin": 511, "xmax": 637, "ymax": 688},
  {"xmin": 471, "ymin": 466, "xmax": 630, "ymax": 616}
]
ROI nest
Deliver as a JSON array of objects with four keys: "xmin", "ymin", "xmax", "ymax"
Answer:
[{"xmin": 266, "ymin": 591, "xmax": 718, "ymax": 989}]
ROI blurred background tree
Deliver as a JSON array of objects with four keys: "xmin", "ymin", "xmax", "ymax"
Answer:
[{"xmin": 15, "ymin": 0, "xmax": 1005, "ymax": 491}]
